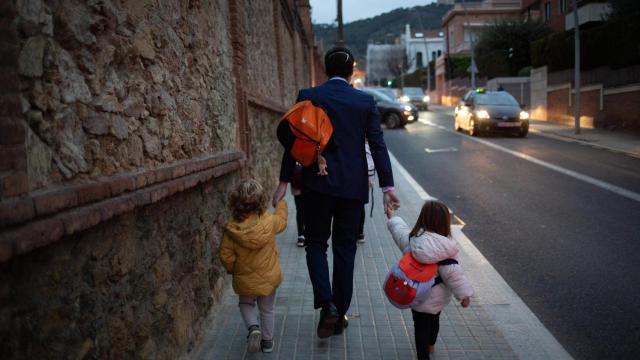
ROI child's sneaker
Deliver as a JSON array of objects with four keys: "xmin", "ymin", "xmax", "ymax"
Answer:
[
  {"xmin": 247, "ymin": 325, "xmax": 261, "ymax": 353},
  {"xmin": 297, "ymin": 235, "xmax": 305, "ymax": 247},
  {"xmin": 357, "ymin": 234, "xmax": 366, "ymax": 244},
  {"xmin": 261, "ymin": 339, "xmax": 274, "ymax": 353}
]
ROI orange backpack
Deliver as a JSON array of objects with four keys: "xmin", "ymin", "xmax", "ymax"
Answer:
[{"xmin": 281, "ymin": 98, "xmax": 333, "ymax": 175}]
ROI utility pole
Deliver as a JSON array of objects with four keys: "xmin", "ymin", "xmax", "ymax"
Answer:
[
  {"xmin": 462, "ymin": 0, "xmax": 477, "ymax": 89},
  {"xmin": 415, "ymin": 15, "xmax": 432, "ymax": 93},
  {"xmin": 572, "ymin": 0, "xmax": 581, "ymax": 134},
  {"xmin": 336, "ymin": 0, "xmax": 345, "ymax": 46}
]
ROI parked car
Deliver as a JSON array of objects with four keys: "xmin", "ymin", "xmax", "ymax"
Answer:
[
  {"xmin": 454, "ymin": 89, "xmax": 529, "ymax": 137},
  {"xmin": 375, "ymin": 88, "xmax": 401, "ymax": 102},
  {"xmin": 399, "ymin": 87, "xmax": 429, "ymax": 110},
  {"xmin": 361, "ymin": 88, "xmax": 418, "ymax": 129}
]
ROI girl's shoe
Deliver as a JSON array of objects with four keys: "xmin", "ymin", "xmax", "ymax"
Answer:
[
  {"xmin": 247, "ymin": 325, "xmax": 262, "ymax": 353},
  {"xmin": 297, "ymin": 235, "xmax": 305, "ymax": 247},
  {"xmin": 356, "ymin": 234, "xmax": 366, "ymax": 244},
  {"xmin": 261, "ymin": 339, "xmax": 274, "ymax": 353}
]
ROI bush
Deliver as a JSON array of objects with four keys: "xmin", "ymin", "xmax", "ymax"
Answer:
[{"xmin": 445, "ymin": 56, "xmax": 472, "ymax": 80}]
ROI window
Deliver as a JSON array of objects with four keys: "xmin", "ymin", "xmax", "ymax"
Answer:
[
  {"xmin": 432, "ymin": 51, "xmax": 437, "ymax": 61},
  {"xmin": 463, "ymin": 26, "xmax": 478, "ymax": 43},
  {"xmin": 416, "ymin": 52, "xmax": 423, "ymax": 68},
  {"xmin": 437, "ymin": 50, "xmax": 442, "ymax": 57},
  {"xmin": 544, "ymin": 1, "xmax": 551, "ymax": 22},
  {"xmin": 559, "ymin": 0, "xmax": 567, "ymax": 14}
]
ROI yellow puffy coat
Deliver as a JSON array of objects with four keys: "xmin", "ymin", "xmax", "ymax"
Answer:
[{"xmin": 219, "ymin": 200, "xmax": 287, "ymax": 297}]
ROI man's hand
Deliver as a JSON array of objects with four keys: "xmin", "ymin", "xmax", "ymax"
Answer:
[
  {"xmin": 272, "ymin": 181, "xmax": 288, "ymax": 207},
  {"xmin": 460, "ymin": 297, "xmax": 470, "ymax": 308},
  {"xmin": 383, "ymin": 190, "xmax": 400, "ymax": 214}
]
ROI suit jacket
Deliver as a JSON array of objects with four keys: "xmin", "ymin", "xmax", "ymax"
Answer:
[{"xmin": 279, "ymin": 78, "xmax": 394, "ymax": 202}]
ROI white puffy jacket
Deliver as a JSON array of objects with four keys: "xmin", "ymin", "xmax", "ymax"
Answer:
[{"xmin": 387, "ymin": 216, "xmax": 474, "ymax": 314}]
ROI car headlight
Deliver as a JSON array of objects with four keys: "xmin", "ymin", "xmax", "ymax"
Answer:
[
  {"xmin": 399, "ymin": 95, "xmax": 410, "ymax": 103},
  {"xmin": 404, "ymin": 105, "xmax": 412, "ymax": 112},
  {"xmin": 423, "ymin": 95, "xmax": 430, "ymax": 103},
  {"xmin": 519, "ymin": 111, "xmax": 529, "ymax": 120},
  {"xmin": 476, "ymin": 110, "xmax": 490, "ymax": 120}
]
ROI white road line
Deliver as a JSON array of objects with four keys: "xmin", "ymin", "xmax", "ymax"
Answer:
[
  {"xmin": 388, "ymin": 151, "xmax": 435, "ymax": 201},
  {"xmin": 420, "ymin": 121, "xmax": 640, "ymax": 203}
]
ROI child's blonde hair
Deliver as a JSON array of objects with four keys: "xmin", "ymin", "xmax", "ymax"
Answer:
[{"xmin": 229, "ymin": 179, "xmax": 267, "ymax": 221}]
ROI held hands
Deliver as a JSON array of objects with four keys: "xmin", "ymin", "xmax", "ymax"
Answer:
[
  {"xmin": 460, "ymin": 297, "xmax": 471, "ymax": 308},
  {"xmin": 383, "ymin": 190, "xmax": 400, "ymax": 218},
  {"xmin": 272, "ymin": 181, "xmax": 288, "ymax": 207}
]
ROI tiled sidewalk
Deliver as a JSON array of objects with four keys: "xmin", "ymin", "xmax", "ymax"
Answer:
[{"xmin": 194, "ymin": 181, "xmax": 519, "ymax": 359}]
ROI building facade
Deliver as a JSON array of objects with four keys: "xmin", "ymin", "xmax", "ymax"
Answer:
[
  {"xmin": 402, "ymin": 24, "xmax": 445, "ymax": 74},
  {"xmin": 522, "ymin": 0, "xmax": 611, "ymax": 32},
  {"xmin": 366, "ymin": 43, "xmax": 403, "ymax": 85},
  {"xmin": 436, "ymin": 0, "xmax": 522, "ymax": 105},
  {"xmin": 0, "ymin": 0, "xmax": 318, "ymax": 358}
]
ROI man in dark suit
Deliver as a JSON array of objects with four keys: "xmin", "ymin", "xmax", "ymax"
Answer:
[{"xmin": 272, "ymin": 47, "xmax": 400, "ymax": 338}]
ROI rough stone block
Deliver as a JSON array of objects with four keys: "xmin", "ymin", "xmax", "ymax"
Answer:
[
  {"xmin": 33, "ymin": 187, "xmax": 78, "ymax": 215},
  {"xmin": 18, "ymin": 36, "xmax": 46, "ymax": 77},
  {"xmin": 0, "ymin": 197, "xmax": 35, "ymax": 226}
]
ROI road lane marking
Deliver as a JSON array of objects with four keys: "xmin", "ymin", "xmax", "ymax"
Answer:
[
  {"xmin": 425, "ymin": 147, "xmax": 458, "ymax": 153},
  {"xmin": 419, "ymin": 120, "xmax": 640, "ymax": 203}
]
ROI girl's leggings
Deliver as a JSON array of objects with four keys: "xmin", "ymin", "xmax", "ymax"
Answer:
[
  {"xmin": 239, "ymin": 290, "xmax": 276, "ymax": 340},
  {"xmin": 411, "ymin": 310, "xmax": 440, "ymax": 360}
]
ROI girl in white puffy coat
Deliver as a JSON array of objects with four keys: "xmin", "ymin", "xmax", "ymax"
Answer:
[{"xmin": 386, "ymin": 200, "xmax": 474, "ymax": 360}]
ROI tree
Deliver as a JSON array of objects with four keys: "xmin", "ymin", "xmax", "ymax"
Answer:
[
  {"xmin": 474, "ymin": 20, "xmax": 551, "ymax": 79},
  {"xmin": 385, "ymin": 45, "xmax": 412, "ymax": 88}
]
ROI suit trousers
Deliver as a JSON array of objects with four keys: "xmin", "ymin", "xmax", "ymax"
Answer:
[{"xmin": 303, "ymin": 190, "xmax": 363, "ymax": 316}]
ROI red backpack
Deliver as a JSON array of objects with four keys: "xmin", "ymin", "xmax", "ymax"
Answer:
[
  {"xmin": 383, "ymin": 255, "xmax": 458, "ymax": 309},
  {"xmin": 280, "ymin": 97, "xmax": 333, "ymax": 175}
]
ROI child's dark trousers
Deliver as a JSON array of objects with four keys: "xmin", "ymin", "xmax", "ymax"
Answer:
[{"xmin": 411, "ymin": 310, "xmax": 440, "ymax": 360}]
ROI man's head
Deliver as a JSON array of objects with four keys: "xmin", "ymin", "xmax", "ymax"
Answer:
[{"xmin": 324, "ymin": 47, "xmax": 354, "ymax": 79}]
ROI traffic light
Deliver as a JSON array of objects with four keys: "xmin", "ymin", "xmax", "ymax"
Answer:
[{"xmin": 387, "ymin": 80, "xmax": 393, "ymax": 87}]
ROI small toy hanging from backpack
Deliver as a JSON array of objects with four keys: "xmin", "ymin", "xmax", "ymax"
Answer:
[
  {"xmin": 278, "ymin": 90, "xmax": 333, "ymax": 176},
  {"xmin": 383, "ymin": 253, "xmax": 458, "ymax": 309}
]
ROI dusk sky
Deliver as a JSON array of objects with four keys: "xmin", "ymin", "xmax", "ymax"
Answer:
[{"xmin": 309, "ymin": 0, "xmax": 436, "ymax": 24}]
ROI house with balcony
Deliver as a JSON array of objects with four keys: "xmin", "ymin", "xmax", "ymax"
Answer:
[
  {"xmin": 522, "ymin": 0, "xmax": 611, "ymax": 32},
  {"xmin": 402, "ymin": 24, "xmax": 445, "ymax": 74}
]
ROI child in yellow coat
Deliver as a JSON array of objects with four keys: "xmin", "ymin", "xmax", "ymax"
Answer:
[{"xmin": 219, "ymin": 179, "xmax": 288, "ymax": 353}]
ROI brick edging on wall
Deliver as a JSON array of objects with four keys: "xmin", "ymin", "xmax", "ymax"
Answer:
[{"xmin": 0, "ymin": 151, "xmax": 244, "ymax": 263}]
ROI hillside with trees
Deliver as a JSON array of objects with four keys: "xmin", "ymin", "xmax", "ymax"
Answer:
[{"xmin": 313, "ymin": 3, "xmax": 452, "ymax": 63}]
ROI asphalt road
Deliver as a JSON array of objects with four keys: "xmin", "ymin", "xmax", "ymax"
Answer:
[{"xmin": 383, "ymin": 109, "xmax": 640, "ymax": 360}]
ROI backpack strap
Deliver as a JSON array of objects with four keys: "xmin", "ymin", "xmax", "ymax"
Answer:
[{"xmin": 432, "ymin": 258, "xmax": 459, "ymax": 287}]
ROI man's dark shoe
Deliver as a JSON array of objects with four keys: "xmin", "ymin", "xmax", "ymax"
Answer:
[
  {"xmin": 334, "ymin": 315, "xmax": 349, "ymax": 335},
  {"xmin": 317, "ymin": 304, "xmax": 339, "ymax": 338}
]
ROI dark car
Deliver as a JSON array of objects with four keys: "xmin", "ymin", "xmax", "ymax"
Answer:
[
  {"xmin": 361, "ymin": 88, "xmax": 418, "ymax": 129},
  {"xmin": 454, "ymin": 89, "xmax": 529, "ymax": 137},
  {"xmin": 400, "ymin": 87, "xmax": 429, "ymax": 110}
]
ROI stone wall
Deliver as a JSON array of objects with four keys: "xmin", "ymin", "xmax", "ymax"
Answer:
[{"xmin": 0, "ymin": 0, "xmax": 317, "ymax": 358}]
